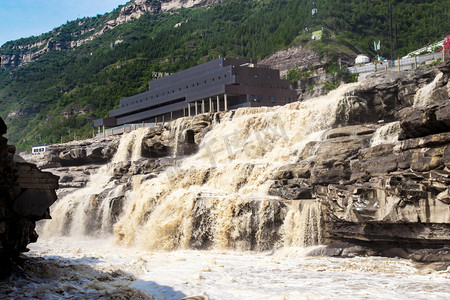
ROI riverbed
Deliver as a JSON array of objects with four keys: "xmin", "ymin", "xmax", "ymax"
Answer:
[{"xmin": 2, "ymin": 237, "xmax": 449, "ymax": 299}]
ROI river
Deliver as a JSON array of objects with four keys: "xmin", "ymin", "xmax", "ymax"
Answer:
[{"xmin": 3, "ymin": 79, "xmax": 449, "ymax": 299}]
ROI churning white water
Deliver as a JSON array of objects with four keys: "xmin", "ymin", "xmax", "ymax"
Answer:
[
  {"xmin": 370, "ymin": 121, "xmax": 401, "ymax": 146},
  {"xmin": 23, "ymin": 80, "xmax": 450, "ymax": 298},
  {"xmin": 4, "ymin": 237, "xmax": 446, "ymax": 299},
  {"xmin": 413, "ymin": 71, "xmax": 444, "ymax": 107},
  {"xmin": 112, "ymin": 84, "xmax": 364, "ymax": 250},
  {"xmin": 41, "ymin": 128, "xmax": 150, "ymax": 238}
]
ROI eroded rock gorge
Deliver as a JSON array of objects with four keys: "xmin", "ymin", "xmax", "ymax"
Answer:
[{"xmin": 28, "ymin": 61, "xmax": 450, "ymax": 263}]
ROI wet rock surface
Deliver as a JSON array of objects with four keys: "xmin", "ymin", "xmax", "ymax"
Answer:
[
  {"xmin": 0, "ymin": 118, "xmax": 59, "ymax": 277},
  {"xmin": 41, "ymin": 136, "xmax": 121, "ymax": 168},
  {"xmin": 21, "ymin": 61, "xmax": 450, "ymax": 263},
  {"xmin": 269, "ymin": 61, "xmax": 450, "ymax": 262}
]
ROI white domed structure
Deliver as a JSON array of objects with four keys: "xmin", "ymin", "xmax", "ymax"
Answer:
[{"xmin": 355, "ymin": 54, "xmax": 370, "ymax": 65}]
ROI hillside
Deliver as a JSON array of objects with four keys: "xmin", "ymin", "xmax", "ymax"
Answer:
[{"xmin": 0, "ymin": 0, "xmax": 449, "ymax": 151}]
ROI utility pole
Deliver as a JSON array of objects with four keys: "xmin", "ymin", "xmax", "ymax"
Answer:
[
  {"xmin": 395, "ymin": 23, "xmax": 398, "ymax": 59},
  {"xmin": 312, "ymin": 1, "xmax": 318, "ymax": 27},
  {"xmin": 389, "ymin": 3, "xmax": 394, "ymax": 60}
]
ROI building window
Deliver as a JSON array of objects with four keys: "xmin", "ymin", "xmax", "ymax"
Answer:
[
  {"xmin": 257, "ymin": 95, "xmax": 263, "ymax": 102},
  {"xmin": 271, "ymin": 96, "xmax": 276, "ymax": 103},
  {"xmin": 251, "ymin": 95, "xmax": 256, "ymax": 101}
]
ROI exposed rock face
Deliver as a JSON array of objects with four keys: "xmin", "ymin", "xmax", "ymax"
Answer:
[
  {"xmin": 259, "ymin": 44, "xmax": 356, "ymax": 101},
  {"xmin": 260, "ymin": 45, "xmax": 326, "ymax": 78},
  {"xmin": 0, "ymin": 118, "xmax": 59, "ymax": 276},
  {"xmin": 38, "ymin": 136, "xmax": 121, "ymax": 168},
  {"xmin": 269, "ymin": 62, "xmax": 450, "ymax": 261},
  {"xmin": 98, "ymin": 0, "xmax": 226, "ymax": 44},
  {"xmin": 0, "ymin": 0, "xmax": 224, "ymax": 68},
  {"xmin": 26, "ymin": 113, "xmax": 218, "ymax": 238},
  {"xmin": 28, "ymin": 62, "xmax": 450, "ymax": 263},
  {"xmin": 142, "ymin": 113, "xmax": 214, "ymax": 158}
]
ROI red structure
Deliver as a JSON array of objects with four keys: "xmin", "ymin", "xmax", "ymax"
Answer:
[
  {"xmin": 439, "ymin": 31, "xmax": 450, "ymax": 54},
  {"xmin": 444, "ymin": 33, "xmax": 450, "ymax": 54}
]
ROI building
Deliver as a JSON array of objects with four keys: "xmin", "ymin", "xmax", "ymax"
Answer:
[
  {"xmin": 355, "ymin": 54, "xmax": 370, "ymax": 65},
  {"xmin": 31, "ymin": 144, "xmax": 48, "ymax": 155},
  {"xmin": 94, "ymin": 57, "xmax": 297, "ymax": 128}
]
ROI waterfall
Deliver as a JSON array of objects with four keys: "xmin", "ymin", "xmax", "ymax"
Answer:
[
  {"xmin": 41, "ymin": 127, "xmax": 150, "ymax": 238},
  {"xmin": 44, "ymin": 82, "xmax": 362, "ymax": 250},
  {"xmin": 413, "ymin": 72, "xmax": 444, "ymax": 107},
  {"xmin": 282, "ymin": 200, "xmax": 323, "ymax": 247},
  {"xmin": 370, "ymin": 121, "xmax": 401, "ymax": 147},
  {"xmin": 114, "ymin": 83, "xmax": 360, "ymax": 250},
  {"xmin": 113, "ymin": 126, "xmax": 150, "ymax": 163}
]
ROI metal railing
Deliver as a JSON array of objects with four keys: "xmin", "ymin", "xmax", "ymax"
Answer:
[
  {"xmin": 96, "ymin": 122, "xmax": 157, "ymax": 138},
  {"xmin": 348, "ymin": 52, "xmax": 443, "ymax": 77}
]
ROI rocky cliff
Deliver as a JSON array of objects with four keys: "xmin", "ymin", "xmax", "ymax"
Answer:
[
  {"xmin": 269, "ymin": 61, "xmax": 450, "ymax": 261},
  {"xmin": 0, "ymin": 0, "xmax": 223, "ymax": 68},
  {"xmin": 32, "ymin": 61, "xmax": 450, "ymax": 263},
  {"xmin": 0, "ymin": 118, "xmax": 59, "ymax": 277}
]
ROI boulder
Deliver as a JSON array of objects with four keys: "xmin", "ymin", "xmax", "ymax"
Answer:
[{"xmin": 399, "ymin": 100, "xmax": 450, "ymax": 139}]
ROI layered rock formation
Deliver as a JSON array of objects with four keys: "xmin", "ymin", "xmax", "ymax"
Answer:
[
  {"xmin": 32, "ymin": 61, "xmax": 450, "ymax": 263},
  {"xmin": 0, "ymin": 118, "xmax": 59, "ymax": 277},
  {"xmin": 269, "ymin": 62, "xmax": 450, "ymax": 261}
]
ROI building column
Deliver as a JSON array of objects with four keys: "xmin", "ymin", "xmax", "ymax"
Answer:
[
  {"xmin": 209, "ymin": 97, "xmax": 213, "ymax": 113},
  {"xmin": 224, "ymin": 94, "xmax": 228, "ymax": 111},
  {"xmin": 184, "ymin": 107, "xmax": 186, "ymax": 117},
  {"xmin": 217, "ymin": 95, "xmax": 220, "ymax": 112},
  {"xmin": 188, "ymin": 103, "xmax": 191, "ymax": 116},
  {"xmin": 195, "ymin": 101, "xmax": 198, "ymax": 115},
  {"xmin": 162, "ymin": 115, "xmax": 165, "ymax": 124},
  {"xmin": 155, "ymin": 117, "xmax": 158, "ymax": 125},
  {"xmin": 201, "ymin": 99, "xmax": 205, "ymax": 114},
  {"xmin": 103, "ymin": 125, "xmax": 105, "ymax": 137}
]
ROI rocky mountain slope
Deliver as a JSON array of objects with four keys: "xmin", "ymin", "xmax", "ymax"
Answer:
[
  {"xmin": 1, "ymin": 0, "xmax": 448, "ymax": 152},
  {"xmin": 0, "ymin": 0, "xmax": 221, "ymax": 68}
]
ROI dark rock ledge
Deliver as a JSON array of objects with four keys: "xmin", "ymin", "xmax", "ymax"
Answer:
[
  {"xmin": 269, "ymin": 61, "xmax": 450, "ymax": 262},
  {"xmin": 0, "ymin": 117, "xmax": 59, "ymax": 277}
]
